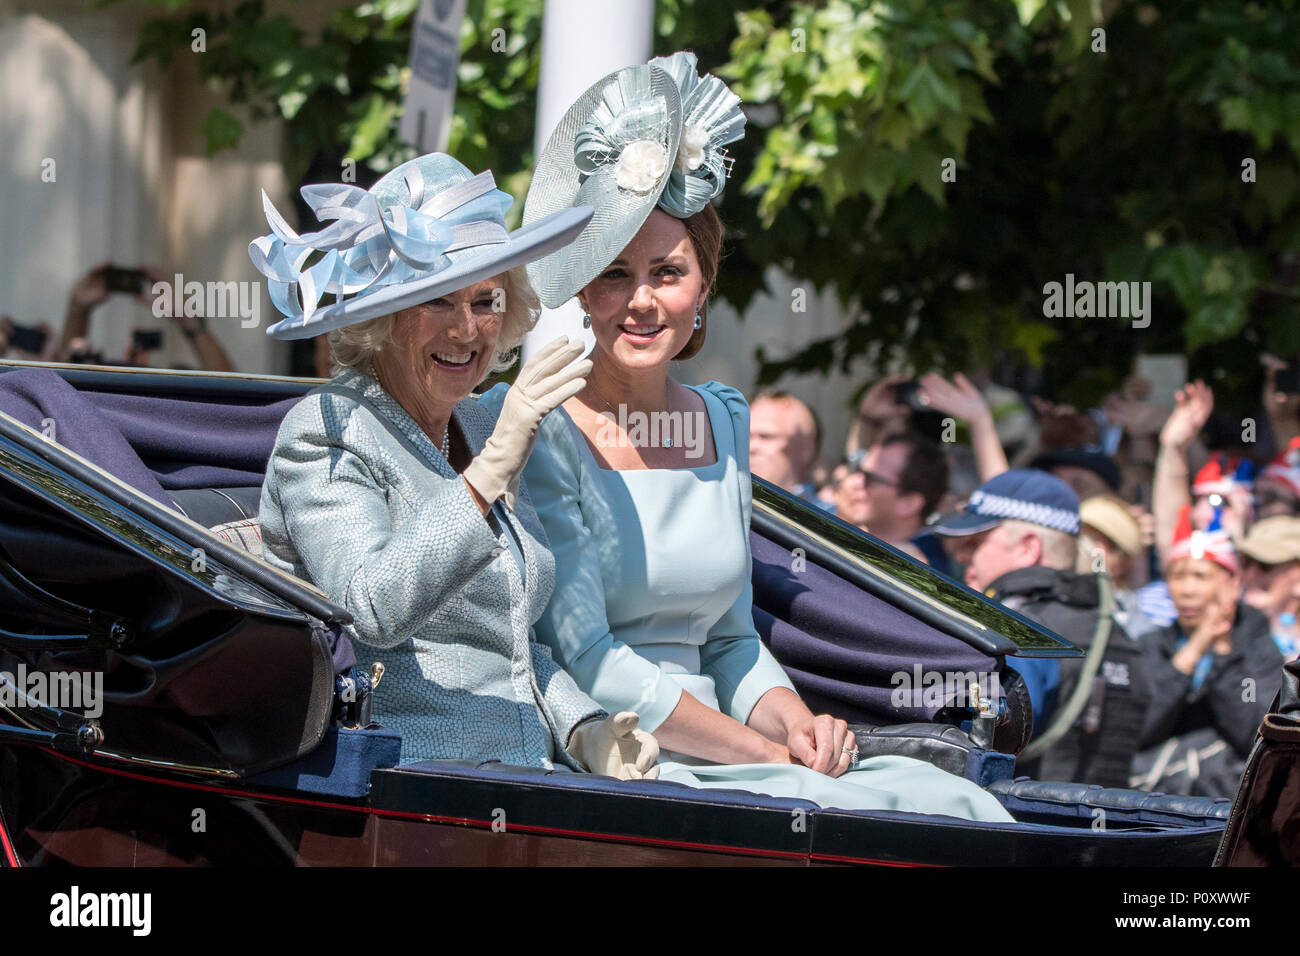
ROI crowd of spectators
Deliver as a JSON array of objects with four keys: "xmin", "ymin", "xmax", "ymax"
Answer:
[
  {"xmin": 750, "ymin": 361, "xmax": 1300, "ymax": 797},
  {"xmin": 5, "ymin": 266, "xmax": 1295, "ymax": 798},
  {"xmin": 1, "ymin": 264, "xmax": 233, "ymax": 372}
]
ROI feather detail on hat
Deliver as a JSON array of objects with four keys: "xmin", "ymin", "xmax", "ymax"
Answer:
[
  {"xmin": 575, "ymin": 70, "xmax": 674, "ymax": 195},
  {"xmin": 649, "ymin": 50, "xmax": 746, "ymax": 217}
]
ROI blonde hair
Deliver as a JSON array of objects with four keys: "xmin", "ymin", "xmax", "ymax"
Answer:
[
  {"xmin": 327, "ymin": 266, "xmax": 539, "ymax": 379},
  {"xmin": 1000, "ymin": 519, "xmax": 1078, "ymax": 570}
]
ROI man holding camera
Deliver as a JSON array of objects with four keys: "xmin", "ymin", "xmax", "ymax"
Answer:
[{"xmin": 59, "ymin": 263, "xmax": 233, "ymax": 372}]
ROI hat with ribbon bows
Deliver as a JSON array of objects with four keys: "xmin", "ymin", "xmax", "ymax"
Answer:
[
  {"xmin": 522, "ymin": 51, "xmax": 747, "ymax": 308},
  {"xmin": 248, "ymin": 152, "xmax": 594, "ymax": 340}
]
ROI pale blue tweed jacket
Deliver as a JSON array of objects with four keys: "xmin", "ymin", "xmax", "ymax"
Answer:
[{"xmin": 258, "ymin": 367, "xmax": 605, "ymax": 768}]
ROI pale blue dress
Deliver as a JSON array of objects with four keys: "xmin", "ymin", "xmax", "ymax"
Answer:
[{"xmin": 488, "ymin": 381, "xmax": 1012, "ymax": 821}]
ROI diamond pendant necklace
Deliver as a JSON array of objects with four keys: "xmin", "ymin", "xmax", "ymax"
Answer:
[{"xmin": 590, "ymin": 384, "xmax": 675, "ymax": 447}]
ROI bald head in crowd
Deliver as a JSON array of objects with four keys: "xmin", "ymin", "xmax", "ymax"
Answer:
[{"xmin": 749, "ymin": 391, "xmax": 820, "ymax": 495}]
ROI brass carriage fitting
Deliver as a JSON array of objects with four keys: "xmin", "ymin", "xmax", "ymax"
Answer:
[
  {"xmin": 76, "ymin": 721, "xmax": 103, "ymax": 752},
  {"xmin": 971, "ymin": 681, "xmax": 999, "ymax": 719}
]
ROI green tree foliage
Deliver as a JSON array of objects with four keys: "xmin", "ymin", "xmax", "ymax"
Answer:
[
  {"xmin": 132, "ymin": 0, "xmax": 1300, "ymax": 408},
  {"xmin": 721, "ymin": 0, "xmax": 1300, "ymax": 408}
]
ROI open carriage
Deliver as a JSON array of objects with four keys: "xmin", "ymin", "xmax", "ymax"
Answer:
[{"xmin": 0, "ymin": 360, "xmax": 1240, "ymax": 866}]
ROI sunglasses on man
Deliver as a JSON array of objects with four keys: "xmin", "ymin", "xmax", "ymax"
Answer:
[{"xmin": 841, "ymin": 451, "xmax": 899, "ymax": 488}]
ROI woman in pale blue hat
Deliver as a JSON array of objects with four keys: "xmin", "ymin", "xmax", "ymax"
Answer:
[
  {"xmin": 500, "ymin": 53, "xmax": 1012, "ymax": 820},
  {"xmin": 251, "ymin": 152, "xmax": 659, "ymax": 778}
]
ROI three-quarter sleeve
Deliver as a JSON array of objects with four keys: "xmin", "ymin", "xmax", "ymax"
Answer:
[
  {"xmin": 516, "ymin": 405, "xmax": 684, "ymax": 732},
  {"xmin": 695, "ymin": 382, "xmax": 797, "ymax": 725},
  {"xmin": 263, "ymin": 399, "xmax": 500, "ymax": 649}
]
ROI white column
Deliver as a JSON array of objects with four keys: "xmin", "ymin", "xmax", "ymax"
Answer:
[{"xmin": 522, "ymin": 0, "xmax": 653, "ymax": 360}]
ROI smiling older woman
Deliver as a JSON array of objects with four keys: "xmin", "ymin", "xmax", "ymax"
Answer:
[{"xmin": 251, "ymin": 152, "xmax": 658, "ymax": 778}]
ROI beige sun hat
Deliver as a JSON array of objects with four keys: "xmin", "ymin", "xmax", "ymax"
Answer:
[
  {"xmin": 1238, "ymin": 515, "xmax": 1300, "ymax": 565},
  {"xmin": 1079, "ymin": 495, "xmax": 1142, "ymax": 557}
]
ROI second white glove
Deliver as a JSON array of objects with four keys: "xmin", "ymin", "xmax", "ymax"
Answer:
[{"xmin": 568, "ymin": 712, "xmax": 661, "ymax": 780}]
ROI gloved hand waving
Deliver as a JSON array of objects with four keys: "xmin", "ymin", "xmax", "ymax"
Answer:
[{"xmin": 463, "ymin": 336, "xmax": 591, "ymax": 510}]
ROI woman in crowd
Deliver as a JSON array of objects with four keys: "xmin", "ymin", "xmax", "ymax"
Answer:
[
  {"xmin": 1134, "ymin": 507, "xmax": 1282, "ymax": 796},
  {"xmin": 253, "ymin": 151, "xmax": 658, "ymax": 778},
  {"xmin": 502, "ymin": 53, "xmax": 1011, "ymax": 819}
]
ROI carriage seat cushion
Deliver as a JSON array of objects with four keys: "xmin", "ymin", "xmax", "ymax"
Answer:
[
  {"xmin": 851, "ymin": 722, "xmax": 1016, "ymax": 788},
  {"xmin": 210, "ymin": 517, "xmax": 264, "ymax": 558},
  {"xmin": 986, "ymin": 777, "xmax": 1233, "ymax": 826},
  {"xmin": 169, "ymin": 486, "xmax": 264, "ymax": 557},
  {"xmin": 171, "ymin": 486, "xmax": 262, "ymax": 526}
]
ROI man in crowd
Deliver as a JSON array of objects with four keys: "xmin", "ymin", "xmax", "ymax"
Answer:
[
  {"xmin": 1078, "ymin": 494, "xmax": 1161, "ymax": 641},
  {"xmin": 833, "ymin": 432, "xmax": 950, "ymax": 570},
  {"xmin": 748, "ymin": 390, "xmax": 829, "ymax": 508},
  {"xmin": 61, "ymin": 263, "xmax": 234, "ymax": 372},
  {"xmin": 931, "ymin": 469, "xmax": 1148, "ymax": 787}
]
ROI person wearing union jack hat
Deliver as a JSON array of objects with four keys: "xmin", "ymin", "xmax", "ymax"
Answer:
[
  {"xmin": 1189, "ymin": 453, "xmax": 1255, "ymax": 539},
  {"xmin": 1256, "ymin": 436, "xmax": 1300, "ymax": 519},
  {"xmin": 1130, "ymin": 505, "xmax": 1284, "ymax": 797}
]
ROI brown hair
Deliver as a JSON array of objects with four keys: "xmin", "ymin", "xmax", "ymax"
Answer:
[
  {"xmin": 673, "ymin": 203, "xmax": 723, "ymax": 361},
  {"xmin": 881, "ymin": 431, "xmax": 949, "ymax": 519}
]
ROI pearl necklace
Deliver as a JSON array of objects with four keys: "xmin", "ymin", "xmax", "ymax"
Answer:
[{"xmin": 372, "ymin": 363, "xmax": 453, "ymax": 461}]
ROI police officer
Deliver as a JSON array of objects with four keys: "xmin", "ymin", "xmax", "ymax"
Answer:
[{"xmin": 930, "ymin": 469, "xmax": 1148, "ymax": 787}]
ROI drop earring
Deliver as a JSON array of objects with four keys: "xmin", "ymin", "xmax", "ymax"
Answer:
[
  {"xmin": 693, "ymin": 313, "xmax": 702, "ymax": 330},
  {"xmin": 582, "ymin": 312, "xmax": 591, "ymax": 329}
]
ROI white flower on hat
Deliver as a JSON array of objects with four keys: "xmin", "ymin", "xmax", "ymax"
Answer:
[
  {"xmin": 675, "ymin": 124, "xmax": 709, "ymax": 173},
  {"xmin": 615, "ymin": 139, "xmax": 668, "ymax": 193}
]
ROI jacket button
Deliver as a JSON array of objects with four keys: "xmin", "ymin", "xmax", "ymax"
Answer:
[{"xmin": 490, "ymin": 547, "xmax": 505, "ymax": 559}]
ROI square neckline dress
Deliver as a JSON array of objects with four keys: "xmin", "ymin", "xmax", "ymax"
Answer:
[{"xmin": 488, "ymin": 380, "xmax": 1013, "ymax": 821}]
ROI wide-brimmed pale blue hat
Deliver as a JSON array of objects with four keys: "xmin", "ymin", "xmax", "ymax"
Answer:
[
  {"xmin": 249, "ymin": 152, "xmax": 593, "ymax": 340},
  {"xmin": 523, "ymin": 51, "xmax": 746, "ymax": 309}
]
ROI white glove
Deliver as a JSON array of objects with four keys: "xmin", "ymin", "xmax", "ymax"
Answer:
[
  {"xmin": 568, "ymin": 712, "xmax": 661, "ymax": 780},
  {"xmin": 463, "ymin": 336, "xmax": 591, "ymax": 510}
]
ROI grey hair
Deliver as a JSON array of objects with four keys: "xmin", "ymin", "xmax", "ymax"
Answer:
[
  {"xmin": 1000, "ymin": 519, "xmax": 1078, "ymax": 570},
  {"xmin": 327, "ymin": 265, "xmax": 539, "ymax": 379}
]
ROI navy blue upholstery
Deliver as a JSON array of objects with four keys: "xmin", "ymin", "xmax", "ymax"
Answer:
[
  {"xmin": 400, "ymin": 758, "xmax": 823, "ymax": 812},
  {"xmin": 750, "ymin": 532, "xmax": 1000, "ymax": 724},
  {"xmin": 987, "ymin": 777, "xmax": 1232, "ymax": 827},
  {"xmin": 966, "ymin": 750, "xmax": 1017, "ymax": 788},
  {"xmin": 246, "ymin": 725, "xmax": 402, "ymax": 797}
]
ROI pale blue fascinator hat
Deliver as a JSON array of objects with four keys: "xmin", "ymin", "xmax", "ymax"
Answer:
[
  {"xmin": 249, "ymin": 152, "xmax": 594, "ymax": 340},
  {"xmin": 523, "ymin": 51, "xmax": 746, "ymax": 309}
]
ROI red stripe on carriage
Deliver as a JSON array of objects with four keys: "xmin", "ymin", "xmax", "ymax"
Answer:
[
  {"xmin": 45, "ymin": 750, "xmax": 934, "ymax": 866},
  {"xmin": 0, "ymin": 809, "xmax": 20, "ymax": 866}
]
